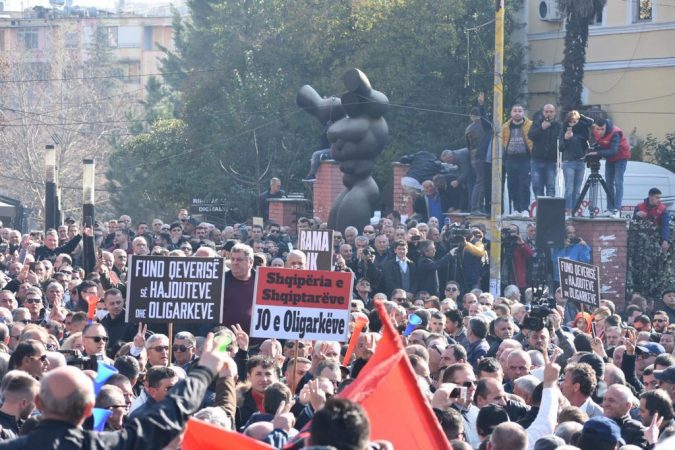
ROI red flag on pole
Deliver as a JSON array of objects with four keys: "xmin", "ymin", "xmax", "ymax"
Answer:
[
  {"xmin": 337, "ymin": 300, "xmax": 452, "ymax": 450},
  {"xmin": 182, "ymin": 418, "xmax": 275, "ymax": 450}
]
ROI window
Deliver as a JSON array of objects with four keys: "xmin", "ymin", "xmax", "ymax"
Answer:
[
  {"xmin": 633, "ymin": 0, "xmax": 652, "ymax": 23},
  {"xmin": 17, "ymin": 27, "xmax": 39, "ymax": 49},
  {"xmin": 123, "ymin": 61, "xmax": 141, "ymax": 84},
  {"xmin": 143, "ymin": 26, "xmax": 153, "ymax": 51},
  {"xmin": 105, "ymin": 26, "xmax": 118, "ymax": 48},
  {"xmin": 65, "ymin": 31, "xmax": 79, "ymax": 49},
  {"xmin": 590, "ymin": 7, "xmax": 604, "ymax": 26},
  {"xmin": 117, "ymin": 26, "xmax": 142, "ymax": 48}
]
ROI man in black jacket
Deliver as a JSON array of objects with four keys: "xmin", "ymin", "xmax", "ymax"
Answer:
[
  {"xmin": 382, "ymin": 240, "xmax": 417, "ymax": 296},
  {"xmin": 602, "ymin": 384, "xmax": 648, "ymax": 448},
  {"xmin": 527, "ymin": 104, "xmax": 562, "ymax": 198},
  {"xmin": 0, "ymin": 332, "xmax": 229, "ymax": 450},
  {"xmin": 100, "ymin": 288, "xmax": 136, "ymax": 359}
]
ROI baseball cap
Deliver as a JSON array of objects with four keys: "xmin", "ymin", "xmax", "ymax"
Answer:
[
  {"xmin": 581, "ymin": 416, "xmax": 625, "ymax": 445},
  {"xmin": 636, "ymin": 342, "xmax": 666, "ymax": 356},
  {"xmin": 654, "ymin": 366, "xmax": 675, "ymax": 384}
]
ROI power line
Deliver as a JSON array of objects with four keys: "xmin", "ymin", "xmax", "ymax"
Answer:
[{"xmin": 0, "ymin": 67, "xmax": 219, "ymax": 84}]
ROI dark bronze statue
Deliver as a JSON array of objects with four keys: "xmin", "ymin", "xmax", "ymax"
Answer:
[{"xmin": 297, "ymin": 69, "xmax": 389, "ymax": 231}]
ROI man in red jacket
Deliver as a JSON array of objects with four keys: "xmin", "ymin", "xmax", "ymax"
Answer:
[{"xmin": 588, "ymin": 118, "xmax": 631, "ymax": 216}]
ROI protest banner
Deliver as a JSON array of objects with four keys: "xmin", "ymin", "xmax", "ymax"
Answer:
[
  {"xmin": 125, "ymin": 255, "xmax": 226, "ymax": 323},
  {"xmin": 298, "ymin": 229, "xmax": 334, "ymax": 271},
  {"xmin": 250, "ymin": 267, "xmax": 352, "ymax": 342},
  {"xmin": 558, "ymin": 257, "xmax": 601, "ymax": 307}
]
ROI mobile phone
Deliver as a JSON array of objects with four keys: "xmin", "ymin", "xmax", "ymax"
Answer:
[
  {"xmin": 29, "ymin": 262, "xmax": 38, "ymax": 272},
  {"xmin": 98, "ymin": 248, "xmax": 103, "ymax": 258},
  {"xmin": 591, "ymin": 322, "xmax": 597, "ymax": 338},
  {"xmin": 450, "ymin": 386, "xmax": 468, "ymax": 401}
]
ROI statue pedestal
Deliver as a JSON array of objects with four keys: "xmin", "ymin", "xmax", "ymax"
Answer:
[
  {"xmin": 569, "ymin": 217, "xmax": 629, "ymax": 309},
  {"xmin": 268, "ymin": 198, "xmax": 310, "ymax": 229},
  {"xmin": 312, "ymin": 161, "xmax": 343, "ymax": 224},
  {"xmin": 392, "ymin": 163, "xmax": 414, "ymax": 218}
]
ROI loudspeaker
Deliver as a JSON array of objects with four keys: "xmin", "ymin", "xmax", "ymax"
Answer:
[{"xmin": 536, "ymin": 197, "xmax": 565, "ymax": 248}]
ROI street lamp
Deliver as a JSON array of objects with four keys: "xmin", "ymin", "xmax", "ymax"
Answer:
[{"xmin": 44, "ymin": 145, "xmax": 57, "ymax": 231}]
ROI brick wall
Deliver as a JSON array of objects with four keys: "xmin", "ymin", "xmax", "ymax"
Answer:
[
  {"xmin": 312, "ymin": 161, "xmax": 344, "ymax": 224},
  {"xmin": 571, "ymin": 218, "xmax": 629, "ymax": 309},
  {"xmin": 269, "ymin": 199, "xmax": 310, "ymax": 229},
  {"xmin": 392, "ymin": 163, "xmax": 414, "ymax": 218}
]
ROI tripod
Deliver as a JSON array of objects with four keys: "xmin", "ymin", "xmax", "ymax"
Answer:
[{"xmin": 573, "ymin": 156, "xmax": 614, "ymax": 217}]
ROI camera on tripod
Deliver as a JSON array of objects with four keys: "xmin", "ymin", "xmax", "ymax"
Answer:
[
  {"xmin": 584, "ymin": 144, "xmax": 601, "ymax": 171},
  {"xmin": 522, "ymin": 296, "xmax": 557, "ymax": 331},
  {"xmin": 58, "ymin": 350, "xmax": 99, "ymax": 371},
  {"xmin": 445, "ymin": 223, "xmax": 472, "ymax": 245}
]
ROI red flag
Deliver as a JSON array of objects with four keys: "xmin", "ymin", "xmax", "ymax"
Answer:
[
  {"xmin": 337, "ymin": 300, "xmax": 452, "ymax": 450},
  {"xmin": 182, "ymin": 418, "xmax": 275, "ymax": 450}
]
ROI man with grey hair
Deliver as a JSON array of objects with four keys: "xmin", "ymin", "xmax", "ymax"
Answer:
[
  {"xmin": 513, "ymin": 375, "xmax": 541, "ymax": 406},
  {"xmin": 223, "ymin": 243, "xmax": 256, "ymax": 333},
  {"xmin": 94, "ymin": 385, "xmax": 126, "ymax": 430},
  {"xmin": 0, "ymin": 370, "xmax": 39, "ymax": 439},
  {"xmin": 602, "ymin": 384, "xmax": 648, "ymax": 447},
  {"xmin": 0, "ymin": 333, "xmax": 229, "ymax": 449},
  {"xmin": 554, "ymin": 421, "xmax": 584, "ymax": 444},
  {"xmin": 487, "ymin": 422, "xmax": 528, "ymax": 450},
  {"xmin": 503, "ymin": 284, "xmax": 521, "ymax": 302}
]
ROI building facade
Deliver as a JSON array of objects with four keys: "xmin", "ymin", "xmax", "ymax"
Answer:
[{"xmin": 527, "ymin": 0, "xmax": 675, "ymax": 139}]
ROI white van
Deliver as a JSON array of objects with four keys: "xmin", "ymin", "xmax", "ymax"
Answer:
[{"xmin": 514, "ymin": 160, "xmax": 675, "ymax": 217}]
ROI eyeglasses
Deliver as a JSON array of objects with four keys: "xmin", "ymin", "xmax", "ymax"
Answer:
[
  {"xmin": 461, "ymin": 381, "xmax": 476, "ymax": 388},
  {"xmin": 392, "ymin": 297, "xmax": 406, "ymax": 302},
  {"xmin": 85, "ymin": 336, "xmax": 109, "ymax": 343},
  {"xmin": 445, "ymin": 287, "xmax": 458, "ymax": 292},
  {"xmin": 172, "ymin": 345, "xmax": 193, "ymax": 353},
  {"xmin": 364, "ymin": 230, "xmax": 375, "ymax": 234},
  {"xmin": 30, "ymin": 354, "xmax": 48, "ymax": 362},
  {"xmin": 269, "ymin": 229, "xmax": 279, "ymax": 234},
  {"xmin": 285, "ymin": 341, "xmax": 306, "ymax": 349},
  {"xmin": 150, "ymin": 345, "xmax": 169, "ymax": 352},
  {"xmin": 24, "ymin": 298, "xmax": 42, "ymax": 304},
  {"xmin": 107, "ymin": 404, "xmax": 127, "ymax": 410}
]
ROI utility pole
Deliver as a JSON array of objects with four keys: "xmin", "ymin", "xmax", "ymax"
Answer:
[{"xmin": 489, "ymin": 0, "xmax": 505, "ymax": 296}]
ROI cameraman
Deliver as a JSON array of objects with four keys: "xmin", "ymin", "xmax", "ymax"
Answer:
[
  {"xmin": 587, "ymin": 118, "xmax": 631, "ymax": 216},
  {"xmin": 501, "ymin": 224, "xmax": 533, "ymax": 293},
  {"xmin": 550, "ymin": 225, "xmax": 591, "ymax": 288},
  {"xmin": 445, "ymin": 225, "xmax": 487, "ymax": 293},
  {"xmin": 560, "ymin": 110, "xmax": 594, "ymax": 216}
]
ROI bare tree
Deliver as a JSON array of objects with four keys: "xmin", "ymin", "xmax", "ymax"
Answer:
[{"xmin": 0, "ymin": 22, "xmax": 139, "ymax": 224}]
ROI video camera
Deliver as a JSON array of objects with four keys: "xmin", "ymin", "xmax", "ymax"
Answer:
[
  {"xmin": 501, "ymin": 227, "xmax": 519, "ymax": 245},
  {"xmin": 445, "ymin": 223, "xmax": 472, "ymax": 245},
  {"xmin": 59, "ymin": 350, "xmax": 99, "ymax": 371},
  {"xmin": 584, "ymin": 143, "xmax": 602, "ymax": 171},
  {"xmin": 522, "ymin": 296, "xmax": 557, "ymax": 331}
]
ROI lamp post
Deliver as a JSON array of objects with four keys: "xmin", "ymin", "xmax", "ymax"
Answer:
[
  {"xmin": 45, "ymin": 145, "xmax": 57, "ymax": 232},
  {"xmin": 82, "ymin": 159, "xmax": 96, "ymax": 274}
]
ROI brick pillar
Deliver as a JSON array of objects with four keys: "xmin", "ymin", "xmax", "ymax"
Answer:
[
  {"xmin": 312, "ymin": 161, "xmax": 344, "ymax": 224},
  {"xmin": 392, "ymin": 163, "xmax": 414, "ymax": 218},
  {"xmin": 269, "ymin": 199, "xmax": 310, "ymax": 229},
  {"xmin": 570, "ymin": 218, "xmax": 629, "ymax": 309}
]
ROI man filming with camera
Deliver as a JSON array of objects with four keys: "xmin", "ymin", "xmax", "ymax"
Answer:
[
  {"xmin": 501, "ymin": 224, "xmax": 533, "ymax": 294},
  {"xmin": 586, "ymin": 118, "xmax": 631, "ymax": 217}
]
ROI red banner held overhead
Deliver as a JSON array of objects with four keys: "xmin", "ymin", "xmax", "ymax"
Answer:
[{"xmin": 337, "ymin": 300, "xmax": 452, "ymax": 450}]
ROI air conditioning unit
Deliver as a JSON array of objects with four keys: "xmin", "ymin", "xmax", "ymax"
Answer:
[{"xmin": 539, "ymin": 0, "xmax": 563, "ymax": 22}]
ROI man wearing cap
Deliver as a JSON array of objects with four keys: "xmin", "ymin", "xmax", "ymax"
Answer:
[
  {"xmin": 602, "ymin": 384, "xmax": 648, "ymax": 447},
  {"xmin": 654, "ymin": 366, "xmax": 675, "ymax": 402},
  {"xmin": 577, "ymin": 416, "xmax": 625, "ymax": 450}
]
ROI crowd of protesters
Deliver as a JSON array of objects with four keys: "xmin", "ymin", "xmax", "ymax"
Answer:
[{"xmin": 0, "ymin": 204, "xmax": 673, "ymax": 450}]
